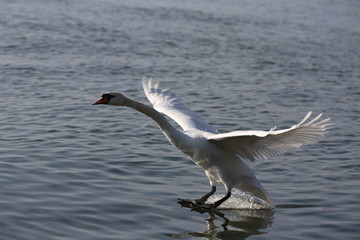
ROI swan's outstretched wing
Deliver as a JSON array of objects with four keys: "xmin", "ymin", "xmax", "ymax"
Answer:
[
  {"xmin": 207, "ymin": 112, "xmax": 331, "ymax": 162},
  {"xmin": 142, "ymin": 78, "xmax": 218, "ymax": 133}
]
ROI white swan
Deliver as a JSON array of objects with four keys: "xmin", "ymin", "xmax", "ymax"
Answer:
[{"xmin": 93, "ymin": 78, "xmax": 331, "ymax": 209}]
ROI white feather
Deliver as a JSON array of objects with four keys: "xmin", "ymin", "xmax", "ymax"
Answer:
[
  {"xmin": 207, "ymin": 112, "xmax": 331, "ymax": 161},
  {"xmin": 142, "ymin": 78, "xmax": 218, "ymax": 133}
]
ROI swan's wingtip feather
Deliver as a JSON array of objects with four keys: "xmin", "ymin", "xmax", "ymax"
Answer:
[
  {"xmin": 142, "ymin": 77, "xmax": 151, "ymax": 88},
  {"xmin": 142, "ymin": 77, "xmax": 160, "ymax": 92},
  {"xmin": 142, "ymin": 77, "xmax": 148, "ymax": 93},
  {"xmin": 298, "ymin": 111, "xmax": 312, "ymax": 126},
  {"xmin": 306, "ymin": 112, "xmax": 323, "ymax": 125},
  {"xmin": 148, "ymin": 77, "xmax": 153, "ymax": 89},
  {"xmin": 154, "ymin": 80, "xmax": 160, "ymax": 89}
]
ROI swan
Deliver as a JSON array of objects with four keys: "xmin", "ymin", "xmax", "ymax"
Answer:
[{"xmin": 93, "ymin": 78, "xmax": 331, "ymax": 209}]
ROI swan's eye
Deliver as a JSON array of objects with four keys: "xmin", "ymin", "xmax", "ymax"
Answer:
[
  {"xmin": 93, "ymin": 93, "xmax": 115, "ymax": 105},
  {"xmin": 102, "ymin": 94, "xmax": 115, "ymax": 100}
]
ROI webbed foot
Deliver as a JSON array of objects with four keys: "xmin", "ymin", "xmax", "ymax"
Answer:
[
  {"xmin": 177, "ymin": 198, "xmax": 196, "ymax": 204},
  {"xmin": 178, "ymin": 198, "xmax": 217, "ymax": 210},
  {"xmin": 178, "ymin": 191, "xmax": 231, "ymax": 211},
  {"xmin": 196, "ymin": 203, "xmax": 217, "ymax": 210}
]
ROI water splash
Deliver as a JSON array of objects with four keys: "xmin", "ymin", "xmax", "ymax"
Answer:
[{"xmin": 206, "ymin": 190, "xmax": 273, "ymax": 210}]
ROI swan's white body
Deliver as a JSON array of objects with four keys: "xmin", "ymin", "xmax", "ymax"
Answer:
[{"xmin": 93, "ymin": 78, "xmax": 331, "ymax": 208}]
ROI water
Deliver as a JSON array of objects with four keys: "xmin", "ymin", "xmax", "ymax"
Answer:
[{"xmin": 1, "ymin": 0, "xmax": 359, "ymax": 239}]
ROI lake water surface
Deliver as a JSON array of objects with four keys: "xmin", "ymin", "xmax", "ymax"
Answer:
[{"xmin": 0, "ymin": 0, "xmax": 359, "ymax": 239}]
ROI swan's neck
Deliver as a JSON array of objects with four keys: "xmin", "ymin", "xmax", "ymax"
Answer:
[{"xmin": 123, "ymin": 97, "xmax": 182, "ymax": 145}]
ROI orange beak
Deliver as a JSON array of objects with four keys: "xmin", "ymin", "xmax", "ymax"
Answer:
[{"xmin": 92, "ymin": 97, "xmax": 107, "ymax": 105}]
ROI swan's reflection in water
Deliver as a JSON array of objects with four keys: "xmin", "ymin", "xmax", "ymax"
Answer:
[{"xmin": 173, "ymin": 201, "xmax": 274, "ymax": 239}]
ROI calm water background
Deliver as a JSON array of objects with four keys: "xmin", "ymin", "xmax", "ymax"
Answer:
[{"xmin": 1, "ymin": 0, "xmax": 359, "ymax": 239}]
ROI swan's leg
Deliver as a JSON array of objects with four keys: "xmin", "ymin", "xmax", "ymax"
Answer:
[
  {"xmin": 195, "ymin": 186, "xmax": 216, "ymax": 205},
  {"xmin": 199, "ymin": 191, "xmax": 231, "ymax": 209},
  {"xmin": 177, "ymin": 186, "xmax": 216, "ymax": 205},
  {"xmin": 213, "ymin": 191, "xmax": 231, "ymax": 207}
]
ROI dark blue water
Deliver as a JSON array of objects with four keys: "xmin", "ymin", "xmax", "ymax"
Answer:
[{"xmin": 1, "ymin": 0, "xmax": 359, "ymax": 239}]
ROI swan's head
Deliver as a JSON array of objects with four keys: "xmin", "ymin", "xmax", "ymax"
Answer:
[{"xmin": 93, "ymin": 92, "xmax": 126, "ymax": 106}]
